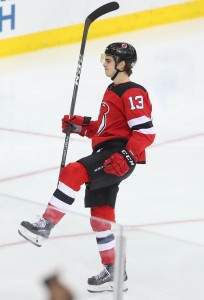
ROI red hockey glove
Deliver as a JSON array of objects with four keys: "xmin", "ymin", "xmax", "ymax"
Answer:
[
  {"xmin": 103, "ymin": 149, "xmax": 135, "ymax": 177},
  {"xmin": 62, "ymin": 115, "xmax": 91, "ymax": 136}
]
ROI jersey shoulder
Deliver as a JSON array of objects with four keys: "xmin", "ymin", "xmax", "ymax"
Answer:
[{"xmin": 107, "ymin": 82, "xmax": 147, "ymax": 97}]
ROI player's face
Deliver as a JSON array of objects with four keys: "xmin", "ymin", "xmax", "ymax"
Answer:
[{"xmin": 101, "ymin": 55, "xmax": 116, "ymax": 77}]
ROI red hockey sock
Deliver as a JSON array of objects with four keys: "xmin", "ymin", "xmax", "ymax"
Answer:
[
  {"xmin": 43, "ymin": 162, "xmax": 90, "ymax": 224},
  {"xmin": 43, "ymin": 204, "xmax": 65, "ymax": 225},
  {"xmin": 90, "ymin": 206, "xmax": 116, "ymax": 265}
]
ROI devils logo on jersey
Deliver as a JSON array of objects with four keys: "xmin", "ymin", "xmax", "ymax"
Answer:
[{"xmin": 98, "ymin": 102, "xmax": 110, "ymax": 135}]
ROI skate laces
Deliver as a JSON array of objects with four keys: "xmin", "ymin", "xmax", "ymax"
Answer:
[
  {"xmin": 95, "ymin": 268, "xmax": 110, "ymax": 281},
  {"xmin": 33, "ymin": 216, "xmax": 47, "ymax": 228}
]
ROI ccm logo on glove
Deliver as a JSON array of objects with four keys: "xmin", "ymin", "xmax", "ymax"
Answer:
[{"xmin": 121, "ymin": 149, "xmax": 135, "ymax": 166}]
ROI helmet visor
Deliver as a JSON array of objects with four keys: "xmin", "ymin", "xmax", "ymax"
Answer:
[
  {"xmin": 100, "ymin": 53, "xmax": 119, "ymax": 65},
  {"xmin": 100, "ymin": 53, "xmax": 106, "ymax": 64}
]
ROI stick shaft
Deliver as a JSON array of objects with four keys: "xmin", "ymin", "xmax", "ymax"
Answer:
[{"xmin": 59, "ymin": 2, "xmax": 119, "ymax": 173}]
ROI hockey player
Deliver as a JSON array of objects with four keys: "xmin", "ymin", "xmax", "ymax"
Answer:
[{"xmin": 18, "ymin": 42, "xmax": 156, "ymax": 293}]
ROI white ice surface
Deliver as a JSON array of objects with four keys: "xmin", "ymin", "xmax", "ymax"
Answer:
[{"xmin": 0, "ymin": 18, "xmax": 204, "ymax": 300}]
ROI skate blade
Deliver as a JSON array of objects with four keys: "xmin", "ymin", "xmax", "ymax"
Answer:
[
  {"xmin": 87, "ymin": 281, "xmax": 128, "ymax": 293},
  {"xmin": 18, "ymin": 225, "xmax": 44, "ymax": 247}
]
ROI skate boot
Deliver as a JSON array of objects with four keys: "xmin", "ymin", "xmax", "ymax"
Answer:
[
  {"xmin": 18, "ymin": 217, "xmax": 55, "ymax": 247},
  {"xmin": 87, "ymin": 263, "xmax": 128, "ymax": 293}
]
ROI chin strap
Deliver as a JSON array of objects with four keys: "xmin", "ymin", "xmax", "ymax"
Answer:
[
  {"xmin": 111, "ymin": 68, "xmax": 124, "ymax": 81},
  {"xmin": 111, "ymin": 57, "xmax": 127, "ymax": 81},
  {"xmin": 111, "ymin": 69, "xmax": 119, "ymax": 81}
]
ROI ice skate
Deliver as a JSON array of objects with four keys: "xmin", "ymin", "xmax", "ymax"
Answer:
[
  {"xmin": 18, "ymin": 217, "xmax": 55, "ymax": 247},
  {"xmin": 87, "ymin": 264, "xmax": 128, "ymax": 293}
]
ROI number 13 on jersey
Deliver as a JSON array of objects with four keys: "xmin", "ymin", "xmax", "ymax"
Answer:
[{"xmin": 128, "ymin": 95, "xmax": 144, "ymax": 110}]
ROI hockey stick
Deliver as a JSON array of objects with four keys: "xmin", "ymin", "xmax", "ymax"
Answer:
[{"xmin": 59, "ymin": 2, "xmax": 120, "ymax": 174}]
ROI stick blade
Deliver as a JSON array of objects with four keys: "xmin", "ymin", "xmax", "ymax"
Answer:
[{"xmin": 87, "ymin": 1, "xmax": 119, "ymax": 23}]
